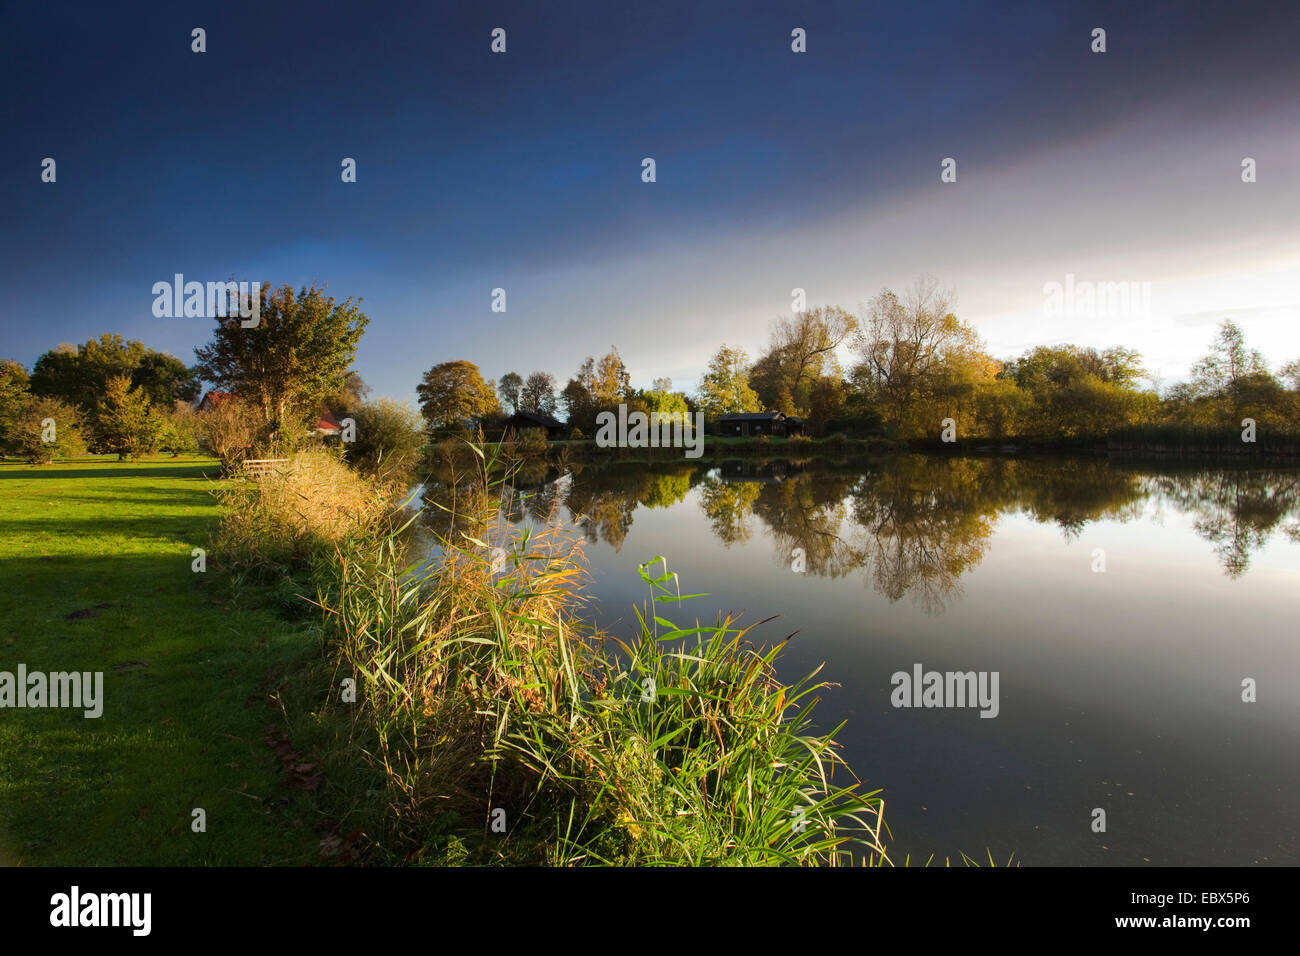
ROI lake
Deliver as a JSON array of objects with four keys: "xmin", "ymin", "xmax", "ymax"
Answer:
[{"xmin": 458, "ymin": 454, "xmax": 1300, "ymax": 866}]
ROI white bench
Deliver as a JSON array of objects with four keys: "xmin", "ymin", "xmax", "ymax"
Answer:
[{"xmin": 241, "ymin": 458, "xmax": 289, "ymax": 478}]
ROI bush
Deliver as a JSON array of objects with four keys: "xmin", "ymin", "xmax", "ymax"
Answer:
[
  {"xmin": 4, "ymin": 395, "xmax": 85, "ymax": 463},
  {"xmin": 197, "ymin": 397, "xmax": 260, "ymax": 472},
  {"xmin": 159, "ymin": 400, "xmax": 201, "ymax": 456},
  {"xmin": 343, "ymin": 398, "xmax": 426, "ymax": 480},
  {"xmin": 515, "ymin": 426, "xmax": 549, "ymax": 458}
]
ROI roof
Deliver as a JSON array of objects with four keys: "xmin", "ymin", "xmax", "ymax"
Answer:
[
  {"xmin": 197, "ymin": 390, "xmax": 231, "ymax": 409},
  {"xmin": 508, "ymin": 409, "xmax": 565, "ymax": 429},
  {"xmin": 315, "ymin": 408, "xmax": 342, "ymax": 433},
  {"xmin": 716, "ymin": 411, "xmax": 784, "ymax": 421}
]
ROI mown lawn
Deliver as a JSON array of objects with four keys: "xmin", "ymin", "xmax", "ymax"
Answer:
[{"xmin": 0, "ymin": 456, "xmax": 322, "ymax": 865}]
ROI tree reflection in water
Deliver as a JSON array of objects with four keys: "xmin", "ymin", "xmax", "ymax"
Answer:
[{"xmin": 425, "ymin": 455, "xmax": 1300, "ymax": 606}]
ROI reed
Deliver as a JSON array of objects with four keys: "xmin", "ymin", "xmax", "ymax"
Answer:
[{"xmin": 300, "ymin": 438, "xmax": 891, "ymax": 865}]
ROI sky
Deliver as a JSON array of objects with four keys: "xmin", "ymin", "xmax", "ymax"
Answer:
[{"xmin": 2, "ymin": 0, "xmax": 1298, "ymax": 402}]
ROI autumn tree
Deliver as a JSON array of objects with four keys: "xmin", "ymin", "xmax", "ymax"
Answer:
[
  {"xmin": 1001, "ymin": 345, "xmax": 1151, "ymax": 438},
  {"xmin": 751, "ymin": 307, "xmax": 856, "ymax": 416},
  {"xmin": 697, "ymin": 345, "xmax": 762, "ymax": 417},
  {"xmin": 562, "ymin": 349, "xmax": 629, "ymax": 431},
  {"xmin": 851, "ymin": 277, "xmax": 992, "ymax": 437},
  {"xmin": 416, "ymin": 360, "xmax": 498, "ymax": 429},
  {"xmin": 593, "ymin": 347, "xmax": 631, "ymax": 404},
  {"xmin": 193, "ymin": 283, "xmax": 369, "ymax": 445}
]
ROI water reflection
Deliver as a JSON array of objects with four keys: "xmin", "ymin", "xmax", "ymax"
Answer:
[{"xmin": 421, "ymin": 456, "xmax": 1300, "ymax": 606}]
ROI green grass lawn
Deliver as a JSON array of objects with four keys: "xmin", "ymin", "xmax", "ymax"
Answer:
[{"xmin": 0, "ymin": 456, "xmax": 322, "ymax": 865}]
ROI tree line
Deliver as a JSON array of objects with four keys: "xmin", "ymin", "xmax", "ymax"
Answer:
[
  {"xmin": 0, "ymin": 284, "xmax": 373, "ymax": 466},
  {"xmin": 4, "ymin": 274, "xmax": 1296, "ymax": 464},
  {"xmin": 416, "ymin": 275, "xmax": 1300, "ymax": 443}
]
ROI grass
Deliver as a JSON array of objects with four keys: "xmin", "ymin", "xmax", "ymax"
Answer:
[
  {"xmin": 0, "ymin": 455, "xmax": 323, "ymax": 865},
  {"xmin": 281, "ymin": 442, "xmax": 890, "ymax": 865}
]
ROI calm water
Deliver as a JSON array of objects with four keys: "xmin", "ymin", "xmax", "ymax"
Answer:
[{"xmin": 455, "ymin": 455, "xmax": 1300, "ymax": 866}]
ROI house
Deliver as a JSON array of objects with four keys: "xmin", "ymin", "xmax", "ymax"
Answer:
[
  {"xmin": 314, "ymin": 406, "xmax": 343, "ymax": 437},
  {"xmin": 196, "ymin": 390, "xmax": 231, "ymax": 412},
  {"xmin": 200, "ymin": 392, "xmax": 346, "ymax": 440},
  {"xmin": 504, "ymin": 410, "xmax": 567, "ymax": 439},
  {"xmin": 715, "ymin": 410, "xmax": 803, "ymax": 437}
]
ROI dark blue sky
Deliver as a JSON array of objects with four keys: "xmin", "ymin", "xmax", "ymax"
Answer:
[{"xmin": 3, "ymin": 0, "xmax": 1298, "ymax": 399}]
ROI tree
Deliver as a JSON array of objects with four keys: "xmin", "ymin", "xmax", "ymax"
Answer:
[
  {"xmin": 562, "ymin": 351, "xmax": 627, "ymax": 432},
  {"xmin": 851, "ymin": 277, "xmax": 989, "ymax": 436},
  {"xmin": 5, "ymin": 395, "xmax": 85, "ymax": 463},
  {"xmin": 697, "ymin": 345, "xmax": 761, "ymax": 417},
  {"xmin": 0, "ymin": 359, "xmax": 31, "ymax": 449},
  {"xmin": 416, "ymin": 360, "xmax": 498, "ymax": 429},
  {"xmin": 322, "ymin": 371, "xmax": 371, "ymax": 413},
  {"xmin": 29, "ymin": 335, "xmax": 198, "ymax": 430},
  {"xmin": 1279, "ymin": 359, "xmax": 1300, "ymax": 391},
  {"xmin": 158, "ymin": 400, "xmax": 201, "ymax": 457},
  {"xmin": 593, "ymin": 347, "xmax": 631, "ymax": 404},
  {"xmin": 193, "ymin": 283, "xmax": 370, "ymax": 444},
  {"xmin": 808, "ymin": 376, "xmax": 847, "ymax": 430},
  {"xmin": 562, "ymin": 372, "xmax": 596, "ymax": 432},
  {"xmin": 1191, "ymin": 320, "xmax": 1269, "ymax": 422},
  {"xmin": 96, "ymin": 374, "xmax": 163, "ymax": 459},
  {"xmin": 30, "ymin": 336, "xmax": 139, "ymax": 411},
  {"xmin": 626, "ymin": 387, "xmax": 690, "ymax": 420},
  {"xmin": 752, "ymin": 307, "xmax": 857, "ymax": 416},
  {"xmin": 133, "ymin": 351, "xmax": 201, "ymax": 406},
  {"xmin": 519, "ymin": 371, "xmax": 558, "ymax": 415},
  {"xmin": 344, "ymin": 398, "xmax": 426, "ymax": 479},
  {"xmin": 497, "ymin": 372, "xmax": 524, "ymax": 415}
]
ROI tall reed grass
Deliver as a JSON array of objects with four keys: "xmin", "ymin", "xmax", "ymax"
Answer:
[
  {"xmin": 299, "ymin": 440, "xmax": 891, "ymax": 865},
  {"xmin": 213, "ymin": 447, "xmax": 387, "ymax": 582}
]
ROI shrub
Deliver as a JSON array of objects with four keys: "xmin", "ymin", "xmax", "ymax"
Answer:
[
  {"xmin": 4, "ymin": 395, "xmax": 85, "ymax": 463},
  {"xmin": 343, "ymin": 398, "xmax": 425, "ymax": 480},
  {"xmin": 159, "ymin": 400, "xmax": 201, "ymax": 456},
  {"xmin": 197, "ymin": 396, "xmax": 260, "ymax": 472},
  {"xmin": 515, "ymin": 426, "xmax": 549, "ymax": 458}
]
